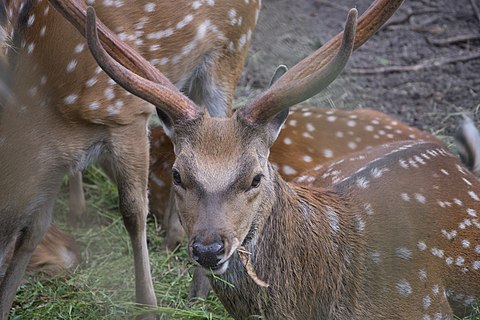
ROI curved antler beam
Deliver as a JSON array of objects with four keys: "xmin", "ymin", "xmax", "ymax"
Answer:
[
  {"xmin": 240, "ymin": 8, "xmax": 357, "ymax": 124},
  {"xmin": 85, "ymin": 7, "xmax": 201, "ymax": 123},
  {"xmin": 276, "ymin": 0, "xmax": 404, "ymax": 86}
]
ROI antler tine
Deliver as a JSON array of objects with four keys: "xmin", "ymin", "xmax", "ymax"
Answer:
[
  {"xmin": 240, "ymin": 8, "xmax": 357, "ymax": 124},
  {"xmin": 275, "ymin": 0, "xmax": 404, "ymax": 86},
  {"xmin": 48, "ymin": 0, "xmax": 177, "ymax": 91},
  {"xmin": 86, "ymin": 7, "xmax": 200, "ymax": 122}
]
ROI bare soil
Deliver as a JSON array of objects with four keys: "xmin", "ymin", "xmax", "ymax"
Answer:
[{"xmin": 237, "ymin": 0, "xmax": 480, "ymax": 137}]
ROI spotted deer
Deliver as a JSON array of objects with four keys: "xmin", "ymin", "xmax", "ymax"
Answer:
[
  {"xmin": 0, "ymin": 0, "xmax": 260, "ymax": 318},
  {"xmin": 149, "ymin": 105, "xmax": 442, "ymax": 249},
  {"xmin": 78, "ymin": 0, "xmax": 476, "ymax": 318}
]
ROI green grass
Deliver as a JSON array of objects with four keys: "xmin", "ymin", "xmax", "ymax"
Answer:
[{"xmin": 9, "ymin": 165, "xmax": 480, "ymax": 319}]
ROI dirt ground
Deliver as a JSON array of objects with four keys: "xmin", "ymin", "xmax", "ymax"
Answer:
[{"xmin": 237, "ymin": 0, "xmax": 480, "ymax": 137}]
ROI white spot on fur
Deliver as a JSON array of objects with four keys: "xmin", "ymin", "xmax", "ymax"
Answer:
[
  {"xmin": 27, "ymin": 14, "xmax": 35, "ymax": 26},
  {"xmin": 27, "ymin": 42, "xmax": 35, "ymax": 54},
  {"xmin": 303, "ymin": 155, "xmax": 313, "ymax": 162},
  {"xmin": 423, "ymin": 295, "xmax": 431, "ymax": 310},
  {"xmin": 104, "ymin": 87, "xmax": 115, "ymax": 100},
  {"xmin": 396, "ymin": 247, "xmax": 412, "ymax": 260},
  {"xmin": 89, "ymin": 101, "xmax": 100, "ymax": 110},
  {"xmin": 356, "ymin": 177, "xmax": 369, "ymax": 189},
  {"xmin": 417, "ymin": 241, "xmax": 427, "ymax": 251},
  {"xmin": 396, "ymin": 279, "xmax": 412, "ymax": 296},
  {"xmin": 364, "ymin": 203, "xmax": 374, "ymax": 215},
  {"xmin": 419, "ymin": 270, "xmax": 427, "ymax": 280},
  {"xmin": 64, "ymin": 95, "xmax": 78, "ymax": 105},
  {"xmin": 430, "ymin": 247, "xmax": 444, "ymax": 258},
  {"xmin": 66, "ymin": 60, "xmax": 77, "ymax": 72},
  {"xmin": 192, "ymin": 1, "xmax": 202, "ymax": 9},
  {"xmin": 354, "ymin": 216, "xmax": 365, "ymax": 233},
  {"xmin": 468, "ymin": 191, "xmax": 480, "ymax": 201},
  {"xmin": 74, "ymin": 43, "xmax": 85, "ymax": 54},
  {"xmin": 86, "ymin": 78, "xmax": 97, "ymax": 87},
  {"xmin": 467, "ymin": 208, "xmax": 477, "ymax": 217},
  {"xmin": 327, "ymin": 116, "xmax": 337, "ymax": 122},
  {"xmin": 144, "ymin": 2, "xmax": 156, "ymax": 12},
  {"xmin": 323, "ymin": 149, "xmax": 333, "ymax": 158},
  {"xmin": 326, "ymin": 207, "xmax": 340, "ymax": 234},
  {"xmin": 401, "ymin": 193, "xmax": 410, "ymax": 201},
  {"xmin": 455, "ymin": 256, "xmax": 465, "ymax": 266},
  {"xmin": 415, "ymin": 193, "xmax": 426, "ymax": 204},
  {"xmin": 370, "ymin": 251, "xmax": 381, "ymax": 263},
  {"xmin": 282, "ymin": 165, "xmax": 297, "ymax": 175}
]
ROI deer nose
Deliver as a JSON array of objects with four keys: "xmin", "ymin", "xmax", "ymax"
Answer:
[{"xmin": 191, "ymin": 239, "xmax": 225, "ymax": 269}]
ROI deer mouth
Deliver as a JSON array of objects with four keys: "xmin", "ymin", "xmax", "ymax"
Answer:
[
  {"xmin": 205, "ymin": 260, "xmax": 230, "ymax": 275},
  {"xmin": 192, "ymin": 237, "xmax": 240, "ymax": 275}
]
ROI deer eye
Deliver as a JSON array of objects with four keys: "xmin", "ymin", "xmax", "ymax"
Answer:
[
  {"xmin": 249, "ymin": 174, "xmax": 263, "ymax": 190},
  {"xmin": 172, "ymin": 169, "xmax": 182, "ymax": 186}
]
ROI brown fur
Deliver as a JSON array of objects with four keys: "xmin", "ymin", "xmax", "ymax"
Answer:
[
  {"xmin": 25, "ymin": 225, "xmax": 80, "ymax": 277},
  {"xmin": 171, "ymin": 115, "xmax": 479, "ymax": 319},
  {"xmin": 2, "ymin": 225, "xmax": 80, "ymax": 278}
]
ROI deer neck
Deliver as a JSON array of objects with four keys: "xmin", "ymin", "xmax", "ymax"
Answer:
[{"xmin": 211, "ymin": 170, "xmax": 368, "ymax": 319}]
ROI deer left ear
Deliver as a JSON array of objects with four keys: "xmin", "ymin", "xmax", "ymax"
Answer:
[
  {"xmin": 263, "ymin": 65, "xmax": 289, "ymax": 146},
  {"xmin": 155, "ymin": 107, "xmax": 175, "ymax": 138},
  {"xmin": 265, "ymin": 108, "xmax": 289, "ymax": 146}
]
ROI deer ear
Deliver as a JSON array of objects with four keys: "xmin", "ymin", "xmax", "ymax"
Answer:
[
  {"xmin": 265, "ymin": 107, "xmax": 289, "ymax": 146},
  {"xmin": 155, "ymin": 108, "xmax": 175, "ymax": 138},
  {"xmin": 263, "ymin": 65, "xmax": 290, "ymax": 146},
  {"xmin": 269, "ymin": 65, "xmax": 288, "ymax": 88}
]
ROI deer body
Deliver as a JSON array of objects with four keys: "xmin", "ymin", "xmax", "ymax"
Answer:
[
  {"xmin": 208, "ymin": 140, "xmax": 480, "ymax": 319},
  {"xmin": 1, "ymin": 0, "xmax": 260, "ymax": 317}
]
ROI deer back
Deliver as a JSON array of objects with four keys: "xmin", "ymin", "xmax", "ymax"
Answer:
[{"xmin": 296, "ymin": 140, "xmax": 480, "ymax": 317}]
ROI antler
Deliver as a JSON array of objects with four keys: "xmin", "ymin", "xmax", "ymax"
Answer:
[
  {"xmin": 277, "ymin": 0, "xmax": 404, "ymax": 86},
  {"xmin": 85, "ymin": 7, "xmax": 200, "ymax": 122},
  {"xmin": 48, "ymin": 0, "xmax": 177, "ymax": 91},
  {"xmin": 239, "ymin": 8, "xmax": 357, "ymax": 124},
  {"xmin": 239, "ymin": 0, "xmax": 404, "ymax": 124}
]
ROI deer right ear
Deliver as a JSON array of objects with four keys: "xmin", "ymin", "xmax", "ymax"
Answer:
[
  {"xmin": 265, "ymin": 108, "xmax": 289, "ymax": 147},
  {"xmin": 268, "ymin": 65, "xmax": 288, "ymax": 88},
  {"xmin": 258, "ymin": 65, "xmax": 289, "ymax": 146}
]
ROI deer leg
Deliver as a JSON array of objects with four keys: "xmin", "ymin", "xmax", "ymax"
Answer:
[
  {"xmin": 161, "ymin": 189, "xmax": 185, "ymax": 251},
  {"xmin": 110, "ymin": 120, "xmax": 157, "ymax": 318},
  {"xmin": 68, "ymin": 171, "xmax": 86, "ymax": 228},
  {"xmin": 0, "ymin": 202, "xmax": 53, "ymax": 319},
  {"xmin": 187, "ymin": 267, "xmax": 212, "ymax": 301}
]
